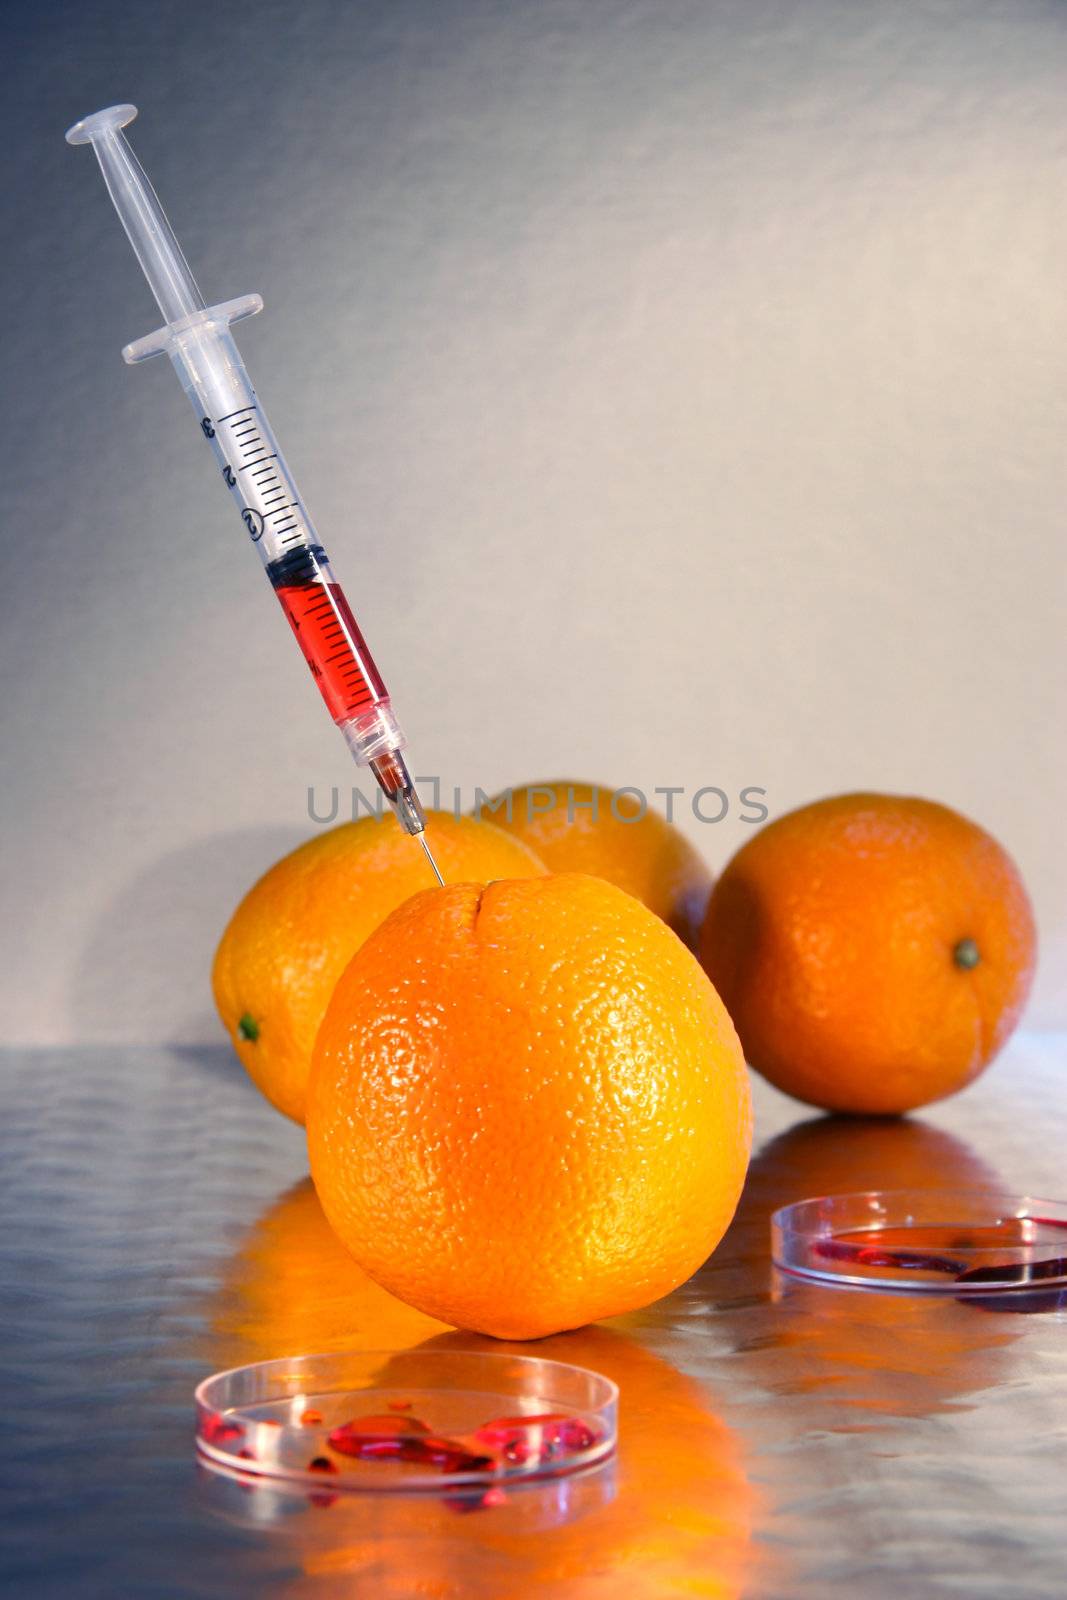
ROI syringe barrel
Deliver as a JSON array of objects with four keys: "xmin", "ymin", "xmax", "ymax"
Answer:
[
  {"xmin": 163, "ymin": 313, "xmax": 409, "ymax": 768},
  {"xmin": 165, "ymin": 315, "xmax": 306, "ymax": 571}
]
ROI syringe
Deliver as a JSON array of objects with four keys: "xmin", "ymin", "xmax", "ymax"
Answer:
[{"xmin": 66, "ymin": 104, "xmax": 444, "ymax": 884}]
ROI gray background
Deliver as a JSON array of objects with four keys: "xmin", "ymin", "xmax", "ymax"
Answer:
[{"xmin": 2, "ymin": 0, "xmax": 1064, "ymax": 1043}]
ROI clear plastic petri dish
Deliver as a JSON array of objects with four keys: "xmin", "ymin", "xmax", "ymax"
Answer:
[
  {"xmin": 195, "ymin": 1349, "xmax": 618, "ymax": 1493},
  {"xmin": 771, "ymin": 1189, "xmax": 1067, "ymax": 1295}
]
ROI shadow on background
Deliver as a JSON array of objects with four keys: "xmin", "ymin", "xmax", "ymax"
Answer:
[{"xmin": 69, "ymin": 825, "xmax": 307, "ymax": 1044}]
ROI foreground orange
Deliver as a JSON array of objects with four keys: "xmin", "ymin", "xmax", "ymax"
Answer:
[
  {"xmin": 212, "ymin": 813, "xmax": 545, "ymax": 1124},
  {"xmin": 308, "ymin": 873, "xmax": 752, "ymax": 1338},
  {"xmin": 487, "ymin": 780, "xmax": 713, "ymax": 946},
  {"xmin": 700, "ymin": 793, "xmax": 1037, "ymax": 1114}
]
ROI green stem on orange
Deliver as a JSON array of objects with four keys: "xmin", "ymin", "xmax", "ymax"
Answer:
[
  {"xmin": 953, "ymin": 938, "xmax": 980, "ymax": 971},
  {"xmin": 238, "ymin": 1013, "xmax": 260, "ymax": 1042}
]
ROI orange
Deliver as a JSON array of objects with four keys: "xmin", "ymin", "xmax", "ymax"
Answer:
[
  {"xmin": 308, "ymin": 873, "xmax": 752, "ymax": 1339},
  {"xmin": 212, "ymin": 812, "xmax": 545, "ymax": 1125},
  {"xmin": 485, "ymin": 780, "xmax": 713, "ymax": 947},
  {"xmin": 699, "ymin": 792, "xmax": 1037, "ymax": 1114}
]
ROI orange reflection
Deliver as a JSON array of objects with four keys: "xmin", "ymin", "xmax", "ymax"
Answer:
[
  {"xmin": 296, "ymin": 1326, "xmax": 754, "ymax": 1599},
  {"xmin": 719, "ymin": 1115, "xmax": 1020, "ymax": 1422},
  {"xmin": 207, "ymin": 1177, "xmax": 450, "ymax": 1365},
  {"xmin": 204, "ymin": 1179, "xmax": 757, "ymax": 1598},
  {"xmin": 750, "ymin": 1112, "xmax": 1004, "ymax": 1203}
]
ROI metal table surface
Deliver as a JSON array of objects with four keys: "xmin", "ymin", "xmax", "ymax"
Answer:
[{"xmin": 2, "ymin": 1036, "xmax": 1065, "ymax": 1598}]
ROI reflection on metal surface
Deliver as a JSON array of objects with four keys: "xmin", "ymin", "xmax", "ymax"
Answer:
[
  {"xmin": 206, "ymin": 1176, "xmax": 451, "ymax": 1363},
  {"xmin": 289, "ymin": 1332, "xmax": 752, "ymax": 1599},
  {"xmin": 202, "ymin": 1175, "xmax": 755, "ymax": 1597},
  {"xmin": 4, "ymin": 1044, "xmax": 1067, "ymax": 1596},
  {"xmin": 197, "ymin": 1448, "xmax": 618, "ymax": 1535},
  {"xmin": 714, "ymin": 1116, "xmax": 1020, "ymax": 1420}
]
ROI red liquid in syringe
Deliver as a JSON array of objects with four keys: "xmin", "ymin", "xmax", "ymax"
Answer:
[{"xmin": 267, "ymin": 545, "xmax": 387, "ymax": 723}]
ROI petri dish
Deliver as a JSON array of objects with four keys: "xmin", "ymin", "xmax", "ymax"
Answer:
[
  {"xmin": 771, "ymin": 1189, "xmax": 1067, "ymax": 1295},
  {"xmin": 196, "ymin": 1447, "xmax": 618, "ymax": 1535},
  {"xmin": 195, "ymin": 1349, "xmax": 618, "ymax": 1493}
]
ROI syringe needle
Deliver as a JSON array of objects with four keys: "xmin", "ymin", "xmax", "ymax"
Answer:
[{"xmin": 419, "ymin": 833, "xmax": 446, "ymax": 887}]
